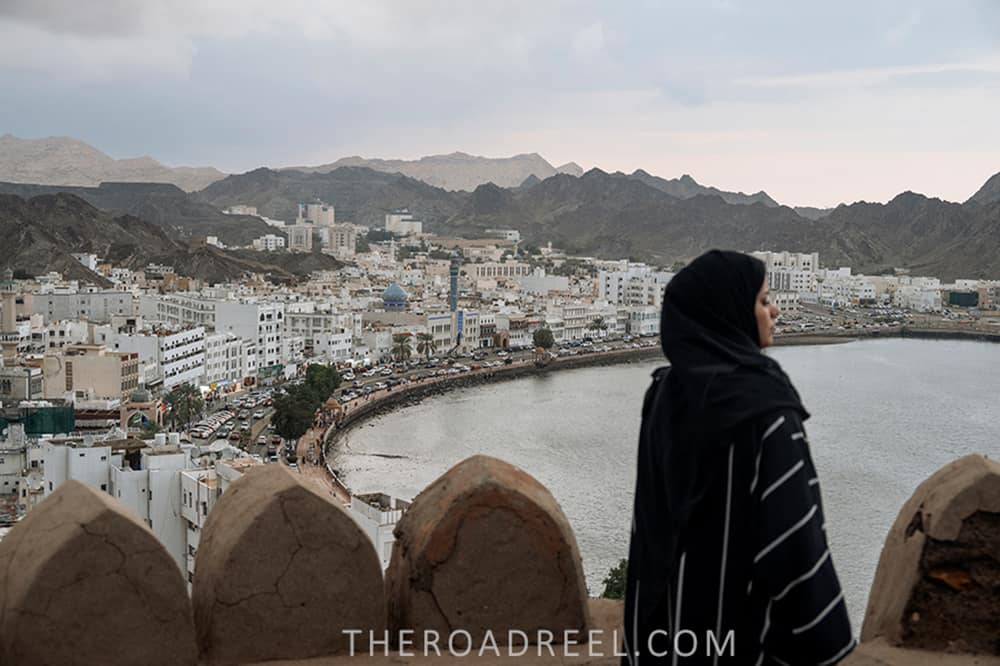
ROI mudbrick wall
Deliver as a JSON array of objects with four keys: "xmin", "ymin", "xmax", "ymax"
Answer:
[{"xmin": 0, "ymin": 454, "xmax": 996, "ymax": 665}]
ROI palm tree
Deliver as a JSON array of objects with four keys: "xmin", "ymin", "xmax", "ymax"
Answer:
[
  {"xmin": 588, "ymin": 316, "xmax": 609, "ymax": 333},
  {"xmin": 392, "ymin": 334, "xmax": 413, "ymax": 362},
  {"xmin": 163, "ymin": 383, "xmax": 204, "ymax": 431},
  {"xmin": 415, "ymin": 332, "xmax": 436, "ymax": 360}
]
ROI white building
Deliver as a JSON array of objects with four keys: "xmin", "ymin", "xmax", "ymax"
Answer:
[
  {"xmin": 203, "ymin": 332, "xmax": 248, "ymax": 387},
  {"xmin": 33, "ymin": 291, "xmax": 136, "ymax": 324},
  {"xmin": 312, "ymin": 330, "xmax": 353, "ymax": 361},
  {"xmin": 215, "ymin": 301, "xmax": 285, "ymax": 370},
  {"xmin": 223, "ymin": 205, "xmax": 258, "ymax": 216},
  {"xmin": 298, "ymin": 201, "xmax": 335, "ymax": 226},
  {"xmin": 349, "ymin": 493, "xmax": 410, "ymax": 569},
  {"xmin": 71, "ymin": 253, "xmax": 100, "ymax": 271},
  {"xmin": 598, "ymin": 266, "xmax": 673, "ymax": 307},
  {"xmin": 627, "ymin": 306, "xmax": 660, "ymax": 336},
  {"xmin": 252, "ymin": 234, "xmax": 286, "ymax": 252},
  {"xmin": 384, "ymin": 209, "xmax": 423, "ymax": 235},
  {"xmin": 286, "ymin": 225, "xmax": 314, "ymax": 253},
  {"xmin": 98, "ymin": 326, "xmax": 206, "ymax": 390},
  {"xmin": 470, "ymin": 261, "xmax": 532, "ymax": 280},
  {"xmin": 327, "ymin": 224, "xmax": 358, "ymax": 257}
]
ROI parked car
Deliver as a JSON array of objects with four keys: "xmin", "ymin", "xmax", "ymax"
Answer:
[{"xmin": 252, "ymin": 410, "xmax": 265, "ymax": 420}]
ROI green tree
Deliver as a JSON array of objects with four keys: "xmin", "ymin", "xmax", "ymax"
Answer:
[
  {"xmin": 141, "ymin": 421, "xmax": 162, "ymax": 437},
  {"xmin": 532, "ymin": 327, "xmax": 555, "ymax": 350},
  {"xmin": 272, "ymin": 363, "xmax": 341, "ymax": 442},
  {"xmin": 367, "ymin": 229, "xmax": 395, "ymax": 242},
  {"xmin": 355, "ymin": 235, "xmax": 371, "ymax": 253},
  {"xmin": 272, "ymin": 392, "xmax": 314, "ymax": 441},
  {"xmin": 601, "ymin": 558, "xmax": 628, "ymax": 599},
  {"xmin": 415, "ymin": 332, "xmax": 437, "ymax": 360},
  {"xmin": 392, "ymin": 334, "xmax": 413, "ymax": 362},
  {"xmin": 163, "ymin": 384, "xmax": 204, "ymax": 430}
]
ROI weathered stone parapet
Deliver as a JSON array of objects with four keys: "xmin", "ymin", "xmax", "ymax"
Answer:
[
  {"xmin": 193, "ymin": 464, "xmax": 384, "ymax": 665},
  {"xmin": 0, "ymin": 480, "xmax": 196, "ymax": 666},
  {"xmin": 385, "ymin": 455, "xmax": 590, "ymax": 649},
  {"xmin": 861, "ymin": 454, "xmax": 1000, "ymax": 656},
  {"xmin": 0, "ymin": 453, "xmax": 996, "ymax": 665}
]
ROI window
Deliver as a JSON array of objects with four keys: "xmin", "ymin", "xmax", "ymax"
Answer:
[{"xmin": 100, "ymin": 484, "xmax": 107, "ymax": 491}]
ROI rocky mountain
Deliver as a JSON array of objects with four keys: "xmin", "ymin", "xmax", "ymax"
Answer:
[
  {"xmin": 0, "ymin": 181, "xmax": 274, "ymax": 246},
  {"xmin": 792, "ymin": 206, "xmax": 833, "ymax": 220},
  {"xmin": 0, "ymin": 135, "xmax": 225, "ymax": 192},
  {"xmin": 0, "ymin": 193, "xmax": 340, "ymax": 284},
  {"xmin": 442, "ymin": 169, "xmax": 837, "ymax": 264},
  {"xmin": 284, "ymin": 152, "xmax": 583, "ymax": 191},
  {"xmin": 965, "ymin": 170, "xmax": 1000, "ymax": 207},
  {"xmin": 196, "ymin": 166, "xmax": 465, "ymax": 228},
  {"xmin": 619, "ymin": 170, "xmax": 781, "ymax": 207},
  {"xmin": 818, "ymin": 192, "xmax": 1000, "ymax": 279},
  {"xmin": 195, "ymin": 164, "xmax": 1000, "ymax": 278}
]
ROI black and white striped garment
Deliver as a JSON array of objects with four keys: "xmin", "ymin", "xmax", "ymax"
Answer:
[{"xmin": 624, "ymin": 409, "xmax": 855, "ymax": 665}]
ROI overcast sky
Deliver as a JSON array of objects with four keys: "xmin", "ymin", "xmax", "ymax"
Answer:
[{"xmin": 1, "ymin": 0, "xmax": 999, "ymax": 207}]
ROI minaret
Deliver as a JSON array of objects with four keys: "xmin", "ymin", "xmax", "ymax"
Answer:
[
  {"xmin": 449, "ymin": 253, "xmax": 460, "ymax": 312},
  {"xmin": 1, "ymin": 269, "xmax": 18, "ymax": 364}
]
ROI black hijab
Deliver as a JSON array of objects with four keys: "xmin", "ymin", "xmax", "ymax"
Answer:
[{"xmin": 628, "ymin": 249, "xmax": 807, "ymax": 622}]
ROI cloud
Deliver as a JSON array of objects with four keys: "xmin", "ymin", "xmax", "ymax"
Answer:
[
  {"xmin": 886, "ymin": 9, "xmax": 922, "ymax": 45},
  {"xmin": 734, "ymin": 52, "xmax": 1000, "ymax": 92},
  {"xmin": 571, "ymin": 21, "xmax": 606, "ymax": 58}
]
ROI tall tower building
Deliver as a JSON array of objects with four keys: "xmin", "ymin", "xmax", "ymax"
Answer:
[
  {"xmin": 449, "ymin": 253, "xmax": 460, "ymax": 312},
  {"xmin": 1, "ymin": 269, "xmax": 18, "ymax": 364}
]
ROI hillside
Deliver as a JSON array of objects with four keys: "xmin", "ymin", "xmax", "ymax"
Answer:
[
  {"xmin": 619, "ymin": 170, "xmax": 781, "ymax": 207},
  {"xmin": 441, "ymin": 170, "xmax": 839, "ymax": 265},
  {"xmin": 965, "ymin": 170, "xmax": 1000, "ymax": 207},
  {"xmin": 283, "ymin": 152, "xmax": 583, "ymax": 191},
  {"xmin": 196, "ymin": 167, "xmax": 465, "ymax": 228},
  {"xmin": 0, "ymin": 181, "xmax": 275, "ymax": 246},
  {"xmin": 0, "ymin": 194, "xmax": 341, "ymax": 284},
  {"xmin": 436, "ymin": 170, "xmax": 1000, "ymax": 279},
  {"xmin": 0, "ymin": 135, "xmax": 225, "ymax": 192}
]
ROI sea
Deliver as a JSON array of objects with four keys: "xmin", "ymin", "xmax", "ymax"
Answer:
[{"xmin": 333, "ymin": 338, "xmax": 1000, "ymax": 631}]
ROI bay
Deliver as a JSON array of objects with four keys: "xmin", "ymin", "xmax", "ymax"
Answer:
[{"xmin": 334, "ymin": 338, "xmax": 1000, "ymax": 630}]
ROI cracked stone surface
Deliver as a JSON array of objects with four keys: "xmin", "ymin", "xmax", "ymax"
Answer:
[
  {"xmin": 0, "ymin": 480, "xmax": 196, "ymax": 666},
  {"xmin": 386, "ymin": 455, "xmax": 589, "ymax": 648},
  {"xmin": 193, "ymin": 464, "xmax": 383, "ymax": 665},
  {"xmin": 861, "ymin": 454, "xmax": 1000, "ymax": 651}
]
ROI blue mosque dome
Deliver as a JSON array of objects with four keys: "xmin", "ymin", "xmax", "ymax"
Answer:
[{"xmin": 382, "ymin": 283, "xmax": 409, "ymax": 311}]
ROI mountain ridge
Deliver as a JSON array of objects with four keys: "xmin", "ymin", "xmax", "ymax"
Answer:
[
  {"xmin": 282, "ymin": 151, "xmax": 585, "ymax": 191},
  {"xmin": 0, "ymin": 135, "xmax": 226, "ymax": 192}
]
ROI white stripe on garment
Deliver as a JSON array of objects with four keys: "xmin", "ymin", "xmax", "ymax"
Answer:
[
  {"xmin": 790, "ymin": 432, "xmax": 805, "ymax": 440},
  {"xmin": 713, "ymin": 444, "xmax": 734, "ymax": 666},
  {"xmin": 759, "ymin": 599, "xmax": 772, "ymax": 645},
  {"xmin": 818, "ymin": 639, "xmax": 856, "ymax": 666},
  {"xmin": 808, "ymin": 477, "xmax": 819, "ymax": 487},
  {"xmin": 672, "ymin": 552, "xmax": 687, "ymax": 666},
  {"xmin": 754, "ymin": 504, "xmax": 819, "ymax": 563},
  {"xmin": 751, "ymin": 415, "xmax": 786, "ymax": 493},
  {"xmin": 763, "ymin": 415, "xmax": 786, "ymax": 441},
  {"xmin": 792, "ymin": 590, "xmax": 845, "ymax": 635},
  {"xmin": 774, "ymin": 549, "xmax": 831, "ymax": 602},
  {"xmin": 624, "ymin": 579, "xmax": 639, "ymax": 666},
  {"xmin": 761, "ymin": 460, "xmax": 804, "ymax": 502}
]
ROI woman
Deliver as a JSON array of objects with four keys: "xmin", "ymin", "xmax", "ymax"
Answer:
[{"xmin": 623, "ymin": 250, "xmax": 854, "ymax": 665}]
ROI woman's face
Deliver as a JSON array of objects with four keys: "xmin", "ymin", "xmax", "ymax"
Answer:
[{"xmin": 754, "ymin": 278, "xmax": 780, "ymax": 348}]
